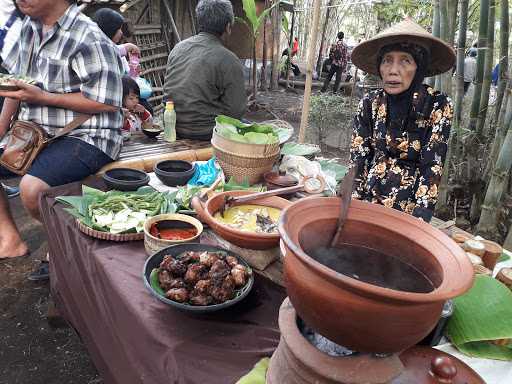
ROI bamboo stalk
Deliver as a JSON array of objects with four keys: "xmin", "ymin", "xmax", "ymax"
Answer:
[
  {"xmin": 162, "ymin": 0, "xmax": 181, "ymax": 42},
  {"xmin": 476, "ymin": 0, "xmax": 496, "ymax": 136},
  {"xmin": 315, "ymin": 0, "xmax": 334, "ymax": 77},
  {"xmin": 261, "ymin": 0, "xmax": 269, "ymax": 91},
  {"xmin": 298, "ymin": 0, "xmax": 321, "ymax": 144},
  {"xmin": 493, "ymin": 0, "xmax": 509, "ymax": 123},
  {"xmin": 467, "ymin": 0, "xmax": 489, "ymax": 134},
  {"xmin": 432, "ymin": 0, "xmax": 441, "ymax": 89},
  {"xmin": 486, "ymin": 77, "xmax": 512, "ymax": 179},
  {"xmin": 270, "ymin": 2, "xmax": 281, "ymax": 90},
  {"xmin": 436, "ymin": 0, "xmax": 468, "ymax": 215},
  {"xmin": 439, "ymin": 0, "xmax": 450, "ymax": 94},
  {"xmin": 476, "ymin": 97, "xmax": 512, "ymax": 235}
]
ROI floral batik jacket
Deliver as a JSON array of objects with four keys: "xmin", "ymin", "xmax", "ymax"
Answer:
[{"xmin": 350, "ymin": 85, "xmax": 453, "ymax": 222}]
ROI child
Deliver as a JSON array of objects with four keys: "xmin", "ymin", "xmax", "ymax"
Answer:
[{"xmin": 122, "ymin": 76, "xmax": 153, "ymax": 132}]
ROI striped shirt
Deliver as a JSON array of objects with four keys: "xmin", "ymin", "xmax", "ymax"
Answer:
[{"xmin": 3, "ymin": 4, "xmax": 124, "ymax": 159}]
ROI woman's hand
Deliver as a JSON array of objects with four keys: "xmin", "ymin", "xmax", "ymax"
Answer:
[
  {"xmin": 0, "ymin": 80, "xmax": 47, "ymax": 105},
  {"xmin": 123, "ymin": 43, "xmax": 140, "ymax": 55}
]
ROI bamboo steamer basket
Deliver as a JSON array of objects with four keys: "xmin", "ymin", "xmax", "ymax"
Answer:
[{"xmin": 212, "ymin": 128, "xmax": 280, "ymax": 184}]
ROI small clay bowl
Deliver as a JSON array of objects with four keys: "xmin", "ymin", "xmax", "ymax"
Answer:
[
  {"xmin": 142, "ymin": 124, "xmax": 163, "ymax": 139},
  {"xmin": 154, "ymin": 160, "xmax": 196, "ymax": 187},
  {"xmin": 144, "ymin": 213, "xmax": 203, "ymax": 255},
  {"xmin": 103, "ymin": 168, "xmax": 150, "ymax": 191}
]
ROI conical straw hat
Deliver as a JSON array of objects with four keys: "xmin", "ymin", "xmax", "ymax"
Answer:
[{"xmin": 351, "ymin": 18, "xmax": 455, "ymax": 77}]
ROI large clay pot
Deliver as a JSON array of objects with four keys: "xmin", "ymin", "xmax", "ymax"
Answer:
[
  {"xmin": 278, "ymin": 197, "xmax": 474, "ymax": 354},
  {"xmin": 191, "ymin": 191, "xmax": 291, "ymax": 250}
]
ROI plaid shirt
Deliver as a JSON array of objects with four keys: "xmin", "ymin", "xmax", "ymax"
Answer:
[
  {"xmin": 329, "ymin": 40, "xmax": 349, "ymax": 70},
  {"xmin": 3, "ymin": 5, "xmax": 124, "ymax": 159}
]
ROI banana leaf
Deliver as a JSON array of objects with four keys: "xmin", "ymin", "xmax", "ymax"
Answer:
[
  {"xmin": 446, "ymin": 275, "xmax": 512, "ymax": 360},
  {"xmin": 57, "ymin": 186, "xmax": 177, "ymax": 234},
  {"xmin": 236, "ymin": 357, "xmax": 269, "ymax": 384}
]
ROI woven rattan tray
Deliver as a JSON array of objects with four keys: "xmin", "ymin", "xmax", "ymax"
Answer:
[{"xmin": 76, "ymin": 220, "xmax": 144, "ymax": 241}]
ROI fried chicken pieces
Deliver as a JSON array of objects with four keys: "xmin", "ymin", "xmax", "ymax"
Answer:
[{"xmin": 158, "ymin": 252, "xmax": 249, "ymax": 306}]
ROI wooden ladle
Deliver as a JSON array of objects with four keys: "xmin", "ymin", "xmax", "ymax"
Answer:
[
  {"xmin": 330, "ymin": 167, "xmax": 356, "ymax": 248},
  {"xmin": 218, "ymin": 175, "xmax": 326, "ymax": 217}
]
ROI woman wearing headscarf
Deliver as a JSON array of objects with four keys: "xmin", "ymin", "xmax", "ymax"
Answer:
[
  {"xmin": 349, "ymin": 19, "xmax": 455, "ymax": 222},
  {"xmin": 93, "ymin": 8, "xmax": 140, "ymax": 69}
]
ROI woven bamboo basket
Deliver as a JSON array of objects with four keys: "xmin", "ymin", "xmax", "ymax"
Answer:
[
  {"xmin": 211, "ymin": 120, "xmax": 293, "ymax": 184},
  {"xmin": 211, "ymin": 128, "xmax": 280, "ymax": 157},
  {"xmin": 77, "ymin": 220, "xmax": 144, "ymax": 241}
]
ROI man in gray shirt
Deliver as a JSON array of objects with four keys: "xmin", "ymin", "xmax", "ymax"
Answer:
[{"xmin": 163, "ymin": 0, "xmax": 246, "ymax": 140}]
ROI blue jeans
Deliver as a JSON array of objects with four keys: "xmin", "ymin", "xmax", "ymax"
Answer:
[{"xmin": 0, "ymin": 137, "xmax": 112, "ymax": 187}]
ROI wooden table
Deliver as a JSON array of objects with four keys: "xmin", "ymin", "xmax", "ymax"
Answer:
[{"xmin": 98, "ymin": 135, "xmax": 212, "ymax": 174}]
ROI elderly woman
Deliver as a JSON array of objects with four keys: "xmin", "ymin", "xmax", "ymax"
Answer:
[{"xmin": 349, "ymin": 19, "xmax": 455, "ymax": 222}]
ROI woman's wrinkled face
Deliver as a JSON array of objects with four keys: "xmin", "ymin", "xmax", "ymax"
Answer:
[{"xmin": 379, "ymin": 51, "xmax": 417, "ymax": 95}]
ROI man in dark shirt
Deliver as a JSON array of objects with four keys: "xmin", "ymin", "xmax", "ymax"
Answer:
[
  {"xmin": 321, "ymin": 31, "xmax": 349, "ymax": 94},
  {"xmin": 163, "ymin": 0, "xmax": 246, "ymax": 140}
]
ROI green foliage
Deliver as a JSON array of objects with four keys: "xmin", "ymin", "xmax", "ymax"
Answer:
[
  {"xmin": 373, "ymin": 0, "xmax": 433, "ymax": 29},
  {"xmin": 309, "ymin": 94, "xmax": 349, "ymax": 131},
  {"xmin": 241, "ymin": 0, "xmax": 280, "ymax": 38}
]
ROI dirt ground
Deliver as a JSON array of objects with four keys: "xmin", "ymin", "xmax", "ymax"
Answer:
[
  {"xmin": 0, "ymin": 89, "xmax": 349, "ymax": 384},
  {"xmin": 0, "ymin": 178, "xmax": 102, "ymax": 384}
]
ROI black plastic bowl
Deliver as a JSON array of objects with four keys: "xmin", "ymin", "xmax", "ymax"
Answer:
[
  {"xmin": 143, "ymin": 243, "xmax": 254, "ymax": 313},
  {"xmin": 142, "ymin": 126, "xmax": 163, "ymax": 139},
  {"xmin": 154, "ymin": 160, "xmax": 195, "ymax": 186},
  {"xmin": 103, "ymin": 168, "xmax": 150, "ymax": 191}
]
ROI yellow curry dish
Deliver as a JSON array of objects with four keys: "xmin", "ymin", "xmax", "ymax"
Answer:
[{"xmin": 214, "ymin": 205, "xmax": 281, "ymax": 234}]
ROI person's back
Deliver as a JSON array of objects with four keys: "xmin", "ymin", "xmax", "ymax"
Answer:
[
  {"xmin": 463, "ymin": 55, "xmax": 476, "ymax": 83},
  {"xmin": 163, "ymin": 0, "xmax": 245, "ymax": 141}
]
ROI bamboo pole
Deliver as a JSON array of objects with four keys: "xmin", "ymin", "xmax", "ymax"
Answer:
[
  {"xmin": 476, "ymin": 0, "xmax": 496, "ymax": 136},
  {"xmin": 436, "ymin": 0, "xmax": 468, "ymax": 215},
  {"xmin": 270, "ymin": 2, "xmax": 282, "ymax": 90},
  {"xmin": 315, "ymin": 0, "xmax": 334, "ymax": 77},
  {"xmin": 162, "ymin": 0, "xmax": 181, "ymax": 42},
  {"xmin": 476, "ymin": 93, "xmax": 512, "ymax": 235},
  {"xmin": 432, "ymin": 0, "xmax": 441, "ymax": 89},
  {"xmin": 493, "ymin": 0, "xmax": 509, "ymax": 123},
  {"xmin": 439, "ymin": 0, "xmax": 450, "ymax": 94},
  {"xmin": 298, "ymin": 0, "xmax": 321, "ymax": 144},
  {"xmin": 467, "ymin": 0, "xmax": 489, "ymax": 134}
]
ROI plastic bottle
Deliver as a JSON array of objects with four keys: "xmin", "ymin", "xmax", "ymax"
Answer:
[{"xmin": 163, "ymin": 101, "xmax": 176, "ymax": 142}]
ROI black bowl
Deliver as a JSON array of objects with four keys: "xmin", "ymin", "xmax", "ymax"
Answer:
[
  {"xmin": 154, "ymin": 160, "xmax": 196, "ymax": 186},
  {"xmin": 142, "ymin": 126, "xmax": 163, "ymax": 139},
  {"xmin": 143, "ymin": 243, "xmax": 254, "ymax": 313},
  {"xmin": 103, "ymin": 168, "xmax": 150, "ymax": 191}
]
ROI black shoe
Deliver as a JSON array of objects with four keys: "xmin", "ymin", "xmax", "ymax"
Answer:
[
  {"xmin": 28, "ymin": 261, "xmax": 49, "ymax": 281},
  {"xmin": 2, "ymin": 183, "xmax": 20, "ymax": 199}
]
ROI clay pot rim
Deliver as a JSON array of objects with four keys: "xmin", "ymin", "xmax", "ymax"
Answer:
[
  {"xmin": 203, "ymin": 190, "xmax": 290, "ymax": 240},
  {"xmin": 279, "ymin": 196, "xmax": 474, "ymax": 304}
]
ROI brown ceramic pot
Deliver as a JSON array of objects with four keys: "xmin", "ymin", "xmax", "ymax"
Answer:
[
  {"xmin": 191, "ymin": 191, "xmax": 291, "ymax": 250},
  {"xmin": 267, "ymin": 298, "xmax": 485, "ymax": 384},
  {"xmin": 278, "ymin": 197, "xmax": 474, "ymax": 354}
]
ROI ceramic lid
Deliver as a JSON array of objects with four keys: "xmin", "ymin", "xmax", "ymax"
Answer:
[{"xmin": 264, "ymin": 171, "xmax": 298, "ymax": 187}]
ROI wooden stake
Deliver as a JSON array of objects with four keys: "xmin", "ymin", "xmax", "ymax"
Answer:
[
  {"xmin": 298, "ymin": 0, "xmax": 321, "ymax": 143},
  {"xmin": 163, "ymin": 0, "xmax": 181, "ymax": 42}
]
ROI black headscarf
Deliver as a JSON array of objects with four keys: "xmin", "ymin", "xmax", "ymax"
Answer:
[
  {"xmin": 376, "ymin": 42, "xmax": 430, "ymax": 123},
  {"xmin": 93, "ymin": 8, "xmax": 125, "ymax": 41}
]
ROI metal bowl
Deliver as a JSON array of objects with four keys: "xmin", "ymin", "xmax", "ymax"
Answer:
[{"xmin": 143, "ymin": 243, "xmax": 254, "ymax": 313}]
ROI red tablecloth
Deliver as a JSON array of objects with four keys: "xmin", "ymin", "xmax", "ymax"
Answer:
[{"xmin": 40, "ymin": 182, "xmax": 285, "ymax": 384}]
